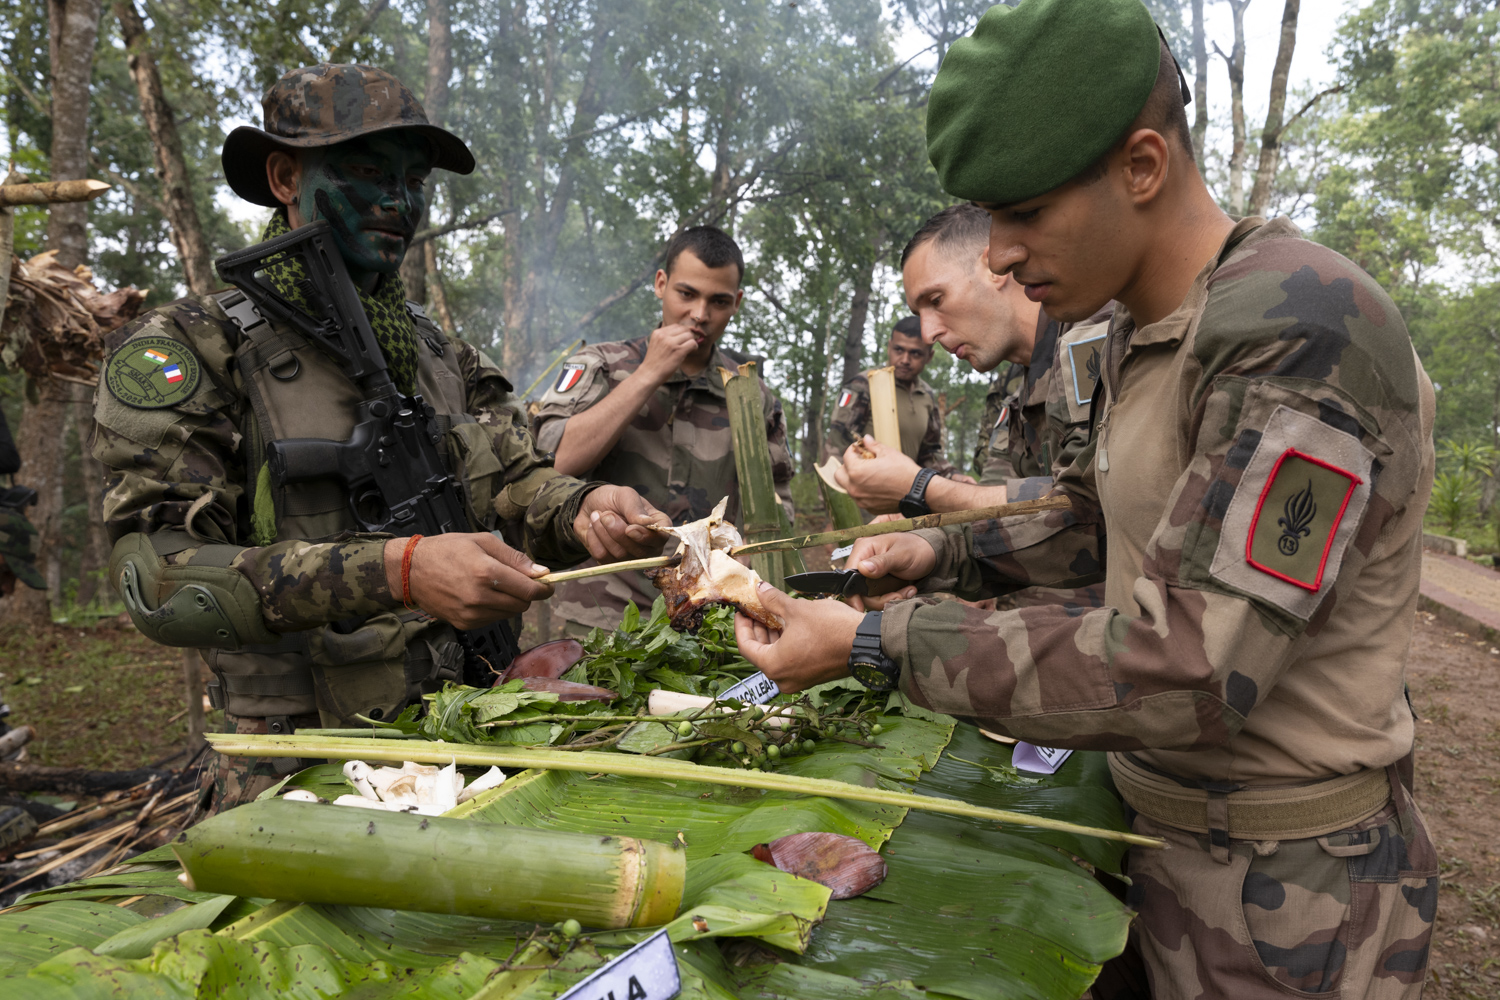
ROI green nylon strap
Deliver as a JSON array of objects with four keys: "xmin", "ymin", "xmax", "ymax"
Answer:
[{"xmin": 260, "ymin": 211, "xmax": 420, "ymax": 395}]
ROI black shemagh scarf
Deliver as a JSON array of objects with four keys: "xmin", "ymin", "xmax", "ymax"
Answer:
[{"xmin": 260, "ymin": 210, "xmax": 420, "ymax": 395}]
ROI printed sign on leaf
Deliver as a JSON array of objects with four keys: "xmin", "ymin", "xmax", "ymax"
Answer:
[
  {"xmin": 557, "ymin": 929, "xmax": 680, "ymax": 1000},
  {"xmin": 721, "ymin": 671, "xmax": 780, "ymax": 705},
  {"xmin": 554, "ymin": 363, "xmax": 587, "ymax": 393},
  {"xmin": 1245, "ymin": 448, "xmax": 1362, "ymax": 592},
  {"xmin": 105, "ymin": 336, "xmax": 202, "ymax": 410}
]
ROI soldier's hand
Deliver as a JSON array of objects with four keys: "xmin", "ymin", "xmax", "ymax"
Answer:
[
  {"xmin": 387, "ymin": 533, "xmax": 553, "ymax": 629},
  {"xmin": 947, "ymin": 472, "xmax": 978, "ymax": 485},
  {"xmin": 835, "ymin": 436, "xmax": 922, "ymax": 513},
  {"xmin": 575, "ymin": 486, "xmax": 672, "ymax": 562},
  {"xmin": 734, "ymin": 583, "xmax": 862, "ymax": 693},
  {"xmin": 846, "ymin": 531, "xmax": 937, "ymax": 587},
  {"xmin": 640, "ymin": 323, "xmax": 702, "ymax": 382}
]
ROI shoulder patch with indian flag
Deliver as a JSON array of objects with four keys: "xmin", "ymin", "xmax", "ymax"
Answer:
[
  {"xmin": 104, "ymin": 335, "xmax": 202, "ymax": 410},
  {"xmin": 1208, "ymin": 402, "xmax": 1376, "ymax": 619}
]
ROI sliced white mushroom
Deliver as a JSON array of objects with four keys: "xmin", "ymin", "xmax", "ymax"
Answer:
[
  {"xmin": 342, "ymin": 760, "xmax": 379, "ymax": 800},
  {"xmin": 332, "ymin": 794, "xmax": 397, "ymax": 811},
  {"xmin": 456, "ymin": 766, "xmax": 506, "ymax": 804},
  {"xmin": 281, "ymin": 789, "xmax": 322, "ymax": 803}
]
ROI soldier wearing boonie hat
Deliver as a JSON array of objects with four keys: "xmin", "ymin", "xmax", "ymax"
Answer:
[
  {"xmin": 731, "ymin": 2, "xmax": 1438, "ymax": 997},
  {"xmin": 91, "ymin": 64, "xmax": 670, "ymax": 816}
]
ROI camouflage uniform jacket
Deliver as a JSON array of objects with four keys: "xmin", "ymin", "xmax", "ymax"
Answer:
[
  {"xmin": 532, "ymin": 335, "xmax": 794, "ymax": 629},
  {"xmin": 885, "ymin": 217, "xmax": 1435, "ymax": 790},
  {"xmin": 825, "ymin": 374, "xmax": 957, "ymax": 476},
  {"xmin": 974, "ymin": 363, "xmax": 1025, "ymax": 484},
  {"xmin": 92, "ymin": 292, "xmax": 593, "ymax": 722}
]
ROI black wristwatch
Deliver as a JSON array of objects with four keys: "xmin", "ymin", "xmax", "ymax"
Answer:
[
  {"xmin": 848, "ymin": 611, "xmax": 899, "ymax": 691},
  {"xmin": 898, "ymin": 468, "xmax": 938, "ymax": 518}
]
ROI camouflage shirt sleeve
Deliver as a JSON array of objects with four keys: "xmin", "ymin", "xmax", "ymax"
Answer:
[
  {"xmin": 916, "ymin": 398, "xmax": 958, "ymax": 477},
  {"xmin": 456, "ymin": 340, "xmax": 592, "ymax": 567},
  {"xmin": 92, "ymin": 299, "xmax": 399, "ymax": 632},
  {"xmin": 529, "ymin": 345, "xmax": 614, "ymax": 460},
  {"xmin": 823, "ymin": 376, "xmax": 870, "ymax": 462},
  {"xmin": 881, "ymin": 240, "xmax": 1429, "ymax": 753}
]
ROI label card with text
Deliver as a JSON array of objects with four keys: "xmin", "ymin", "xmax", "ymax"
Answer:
[
  {"xmin": 1011, "ymin": 742, "xmax": 1073, "ymax": 775},
  {"xmin": 557, "ymin": 929, "xmax": 680, "ymax": 1000},
  {"xmin": 720, "ymin": 671, "xmax": 780, "ymax": 705}
]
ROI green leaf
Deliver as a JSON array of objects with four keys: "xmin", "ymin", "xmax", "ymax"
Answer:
[
  {"xmin": 92, "ymin": 895, "xmax": 239, "ymax": 959},
  {"xmin": 0, "ymin": 901, "xmax": 146, "ymax": 974}
]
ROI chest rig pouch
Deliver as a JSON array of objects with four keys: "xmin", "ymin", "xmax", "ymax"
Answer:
[{"xmin": 204, "ymin": 290, "xmax": 510, "ymax": 726}]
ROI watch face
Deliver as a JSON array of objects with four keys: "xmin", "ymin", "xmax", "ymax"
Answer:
[{"xmin": 851, "ymin": 660, "xmax": 896, "ymax": 691}]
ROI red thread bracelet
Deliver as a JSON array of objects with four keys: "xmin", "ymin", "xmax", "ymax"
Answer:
[{"xmin": 401, "ymin": 534, "xmax": 424, "ymax": 610}]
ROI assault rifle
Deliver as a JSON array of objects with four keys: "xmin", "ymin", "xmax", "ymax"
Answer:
[{"xmin": 215, "ymin": 219, "xmax": 518, "ymax": 683}]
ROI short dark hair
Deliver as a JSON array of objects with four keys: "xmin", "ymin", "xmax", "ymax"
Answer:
[
  {"xmin": 890, "ymin": 315, "xmax": 931, "ymax": 354},
  {"xmin": 900, "ymin": 203, "xmax": 990, "ymax": 269},
  {"xmin": 1073, "ymin": 40, "xmax": 1195, "ymax": 187},
  {"xmin": 663, "ymin": 226, "xmax": 744, "ymax": 284}
]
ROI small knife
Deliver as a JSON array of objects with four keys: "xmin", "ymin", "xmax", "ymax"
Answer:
[{"xmin": 786, "ymin": 569, "xmax": 878, "ymax": 598}]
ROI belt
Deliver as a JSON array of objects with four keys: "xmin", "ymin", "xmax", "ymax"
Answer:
[{"xmin": 1109, "ymin": 752, "xmax": 1394, "ymax": 861}]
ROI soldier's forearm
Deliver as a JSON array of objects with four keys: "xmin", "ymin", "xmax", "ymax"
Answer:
[
  {"xmin": 923, "ymin": 477, "xmax": 1006, "ymax": 513},
  {"xmin": 553, "ymin": 369, "xmax": 663, "ymax": 476}
]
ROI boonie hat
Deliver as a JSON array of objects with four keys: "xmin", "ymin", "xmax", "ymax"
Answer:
[{"xmin": 223, "ymin": 63, "xmax": 475, "ymax": 208}]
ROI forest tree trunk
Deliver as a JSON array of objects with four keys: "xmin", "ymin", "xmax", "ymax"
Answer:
[
  {"xmin": 71, "ymin": 387, "xmax": 110, "ymax": 606},
  {"xmin": 114, "ymin": 0, "xmax": 214, "ymax": 294},
  {"xmin": 1191, "ymin": 0, "xmax": 1208, "ymax": 173},
  {"xmin": 8, "ymin": 0, "xmax": 104, "ymax": 626},
  {"xmin": 838, "ymin": 253, "xmax": 877, "ymax": 388},
  {"xmin": 1247, "ymin": 0, "xmax": 1300, "ymax": 218},
  {"xmin": 1219, "ymin": 0, "xmax": 1250, "ymax": 215}
]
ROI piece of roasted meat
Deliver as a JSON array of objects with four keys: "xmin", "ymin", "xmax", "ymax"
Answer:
[{"xmin": 645, "ymin": 498, "xmax": 784, "ymax": 632}]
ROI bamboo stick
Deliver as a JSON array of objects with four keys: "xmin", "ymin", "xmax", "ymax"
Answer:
[
  {"xmin": 0, "ymin": 179, "xmax": 111, "ymax": 206},
  {"xmin": 866, "ymin": 366, "xmax": 901, "ymax": 449},
  {"xmin": 520, "ymin": 337, "xmax": 584, "ymax": 400},
  {"xmin": 538, "ymin": 495, "xmax": 1071, "ymax": 585},
  {"xmin": 540, "ymin": 554, "xmax": 678, "ymax": 585},
  {"xmin": 174, "ymin": 799, "xmax": 685, "ymax": 927},
  {"xmin": 730, "ymin": 494, "xmax": 1071, "ymax": 556},
  {"xmin": 205, "ymin": 733, "xmax": 1165, "ymax": 848}
]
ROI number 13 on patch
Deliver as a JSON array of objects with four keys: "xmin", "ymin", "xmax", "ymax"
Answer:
[{"xmin": 1245, "ymin": 448, "xmax": 1363, "ymax": 592}]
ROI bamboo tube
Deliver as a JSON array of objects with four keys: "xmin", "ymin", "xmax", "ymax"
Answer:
[
  {"xmin": 205, "ymin": 733, "xmax": 1166, "ymax": 849},
  {"xmin": 721, "ymin": 362, "xmax": 792, "ymax": 588},
  {"xmin": 0, "ymin": 179, "xmax": 111, "ymax": 206},
  {"xmin": 172, "ymin": 799, "xmax": 685, "ymax": 928},
  {"xmin": 816, "ymin": 464, "xmax": 864, "ymax": 530},
  {"xmin": 865, "ymin": 366, "xmax": 901, "ymax": 449},
  {"xmin": 538, "ymin": 495, "xmax": 1070, "ymax": 584}
]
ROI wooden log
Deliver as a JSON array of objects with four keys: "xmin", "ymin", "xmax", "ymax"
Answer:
[
  {"xmin": 0, "ymin": 179, "xmax": 111, "ymax": 207},
  {"xmin": 175, "ymin": 799, "xmax": 686, "ymax": 928},
  {"xmin": 0, "ymin": 762, "xmax": 174, "ymax": 796},
  {"xmin": 0, "ymin": 726, "xmax": 34, "ymax": 758}
]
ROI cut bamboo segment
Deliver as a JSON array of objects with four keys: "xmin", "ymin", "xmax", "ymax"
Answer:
[
  {"xmin": 866, "ymin": 366, "xmax": 901, "ymax": 450},
  {"xmin": 721, "ymin": 361, "xmax": 792, "ymax": 588},
  {"xmin": 815, "ymin": 460, "xmax": 864, "ymax": 530},
  {"xmin": 204, "ymin": 734, "xmax": 1167, "ymax": 848},
  {"xmin": 172, "ymin": 799, "xmax": 685, "ymax": 928}
]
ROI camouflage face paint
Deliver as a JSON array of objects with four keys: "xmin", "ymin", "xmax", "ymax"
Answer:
[{"xmin": 299, "ymin": 133, "xmax": 434, "ymax": 282}]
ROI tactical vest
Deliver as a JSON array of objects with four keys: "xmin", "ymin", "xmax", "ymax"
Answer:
[{"xmin": 202, "ymin": 289, "xmax": 506, "ymax": 728}]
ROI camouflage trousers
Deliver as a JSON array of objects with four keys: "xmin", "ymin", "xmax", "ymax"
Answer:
[
  {"xmin": 1096, "ymin": 789, "xmax": 1437, "ymax": 999},
  {"xmin": 192, "ymin": 712, "xmax": 322, "ymax": 821}
]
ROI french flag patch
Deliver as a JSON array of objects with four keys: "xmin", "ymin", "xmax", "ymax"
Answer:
[
  {"xmin": 162, "ymin": 363, "xmax": 184, "ymax": 383},
  {"xmin": 553, "ymin": 363, "xmax": 586, "ymax": 393},
  {"xmin": 837, "ymin": 389, "xmax": 853, "ymax": 409}
]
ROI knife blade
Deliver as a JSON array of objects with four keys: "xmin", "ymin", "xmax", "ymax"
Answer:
[{"xmin": 785, "ymin": 570, "xmax": 870, "ymax": 598}]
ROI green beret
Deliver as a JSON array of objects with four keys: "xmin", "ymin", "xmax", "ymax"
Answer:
[{"xmin": 927, "ymin": 0, "xmax": 1162, "ymax": 204}]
